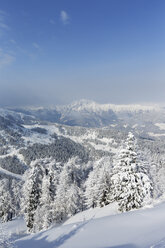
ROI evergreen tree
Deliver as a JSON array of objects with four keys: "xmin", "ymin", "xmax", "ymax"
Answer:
[
  {"xmin": 34, "ymin": 173, "xmax": 52, "ymax": 231},
  {"xmin": 21, "ymin": 160, "xmax": 43, "ymax": 232},
  {"xmin": 54, "ymin": 157, "xmax": 84, "ymax": 222},
  {"xmin": 155, "ymin": 159, "xmax": 165, "ymax": 197},
  {"xmin": 67, "ymin": 183, "xmax": 83, "ymax": 216},
  {"xmin": 22, "ymin": 158, "xmax": 59, "ymax": 232},
  {"xmin": 85, "ymin": 157, "xmax": 112, "ymax": 208},
  {"xmin": 11, "ymin": 179, "xmax": 22, "ymax": 218},
  {"xmin": 34, "ymin": 160, "xmax": 58, "ymax": 231},
  {"xmin": 0, "ymin": 178, "xmax": 13, "ymax": 222},
  {"xmin": 85, "ymin": 168, "xmax": 98, "ymax": 208},
  {"xmin": 97, "ymin": 167, "xmax": 112, "ymax": 207},
  {"xmin": 111, "ymin": 132, "xmax": 153, "ymax": 212}
]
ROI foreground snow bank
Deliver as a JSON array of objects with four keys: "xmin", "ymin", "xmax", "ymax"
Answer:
[
  {"xmin": 0, "ymin": 218, "xmax": 26, "ymax": 247},
  {"xmin": 64, "ymin": 202, "xmax": 119, "ymax": 225},
  {"xmin": 13, "ymin": 201, "xmax": 165, "ymax": 248}
]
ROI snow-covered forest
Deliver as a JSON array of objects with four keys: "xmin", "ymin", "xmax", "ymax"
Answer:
[{"xmin": 0, "ymin": 132, "xmax": 161, "ymax": 230}]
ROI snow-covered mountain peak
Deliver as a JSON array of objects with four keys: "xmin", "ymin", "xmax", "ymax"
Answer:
[
  {"xmin": 65, "ymin": 99, "xmax": 104, "ymax": 113},
  {"xmin": 58, "ymin": 99, "xmax": 161, "ymax": 113},
  {"xmin": 3, "ymin": 100, "xmax": 164, "ymax": 128}
]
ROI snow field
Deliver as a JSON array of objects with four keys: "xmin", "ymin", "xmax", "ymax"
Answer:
[{"xmin": 1, "ymin": 201, "xmax": 165, "ymax": 248}]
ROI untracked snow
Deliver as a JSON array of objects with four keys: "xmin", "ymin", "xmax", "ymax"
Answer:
[
  {"xmin": 155, "ymin": 123, "xmax": 165, "ymax": 130},
  {"xmin": 1, "ymin": 201, "xmax": 165, "ymax": 248}
]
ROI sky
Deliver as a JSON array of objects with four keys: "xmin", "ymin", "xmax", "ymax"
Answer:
[{"xmin": 0, "ymin": 0, "xmax": 165, "ymax": 107}]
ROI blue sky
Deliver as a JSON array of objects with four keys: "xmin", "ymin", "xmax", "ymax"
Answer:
[{"xmin": 0, "ymin": 0, "xmax": 165, "ymax": 106}]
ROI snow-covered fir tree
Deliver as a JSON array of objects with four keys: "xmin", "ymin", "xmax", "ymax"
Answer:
[
  {"xmin": 22, "ymin": 158, "xmax": 60, "ymax": 232},
  {"xmin": 111, "ymin": 132, "xmax": 153, "ymax": 212},
  {"xmin": 34, "ymin": 160, "xmax": 59, "ymax": 231},
  {"xmin": 21, "ymin": 160, "xmax": 43, "ymax": 232},
  {"xmin": 34, "ymin": 173, "xmax": 52, "ymax": 231},
  {"xmin": 0, "ymin": 178, "xmax": 13, "ymax": 222},
  {"xmin": 143, "ymin": 151, "xmax": 165, "ymax": 198},
  {"xmin": 156, "ymin": 159, "xmax": 165, "ymax": 196},
  {"xmin": 85, "ymin": 157, "xmax": 112, "ymax": 208},
  {"xmin": 54, "ymin": 157, "xmax": 84, "ymax": 222},
  {"xmin": 0, "ymin": 177, "xmax": 22, "ymax": 223},
  {"xmin": 11, "ymin": 179, "xmax": 22, "ymax": 218}
]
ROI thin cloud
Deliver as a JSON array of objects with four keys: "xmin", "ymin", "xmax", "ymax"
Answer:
[
  {"xmin": 33, "ymin": 42, "xmax": 40, "ymax": 49},
  {"xmin": 0, "ymin": 49, "xmax": 15, "ymax": 67},
  {"xmin": 10, "ymin": 39, "xmax": 16, "ymax": 44},
  {"xmin": 60, "ymin": 10, "xmax": 70, "ymax": 25},
  {"xmin": 0, "ymin": 22, "xmax": 9, "ymax": 30},
  {"xmin": 0, "ymin": 10, "xmax": 7, "ymax": 16},
  {"xmin": 49, "ymin": 19, "xmax": 55, "ymax": 25},
  {"xmin": 0, "ymin": 9, "xmax": 10, "ymax": 34}
]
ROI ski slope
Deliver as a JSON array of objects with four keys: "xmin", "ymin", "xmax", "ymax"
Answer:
[{"xmin": 1, "ymin": 201, "xmax": 165, "ymax": 248}]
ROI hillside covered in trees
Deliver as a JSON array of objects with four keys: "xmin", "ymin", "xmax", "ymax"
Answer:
[{"xmin": 0, "ymin": 104, "xmax": 165, "ymax": 247}]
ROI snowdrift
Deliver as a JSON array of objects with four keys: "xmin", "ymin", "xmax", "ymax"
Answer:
[{"xmin": 1, "ymin": 201, "xmax": 165, "ymax": 248}]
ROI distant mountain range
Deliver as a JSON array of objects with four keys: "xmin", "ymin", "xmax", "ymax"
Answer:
[
  {"xmin": 0, "ymin": 99, "xmax": 165, "ymax": 181},
  {"xmin": 7, "ymin": 99, "xmax": 165, "ymax": 129}
]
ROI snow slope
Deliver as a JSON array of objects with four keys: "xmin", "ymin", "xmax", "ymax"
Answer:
[
  {"xmin": 1, "ymin": 202, "xmax": 165, "ymax": 248},
  {"xmin": 0, "ymin": 166, "xmax": 23, "ymax": 180}
]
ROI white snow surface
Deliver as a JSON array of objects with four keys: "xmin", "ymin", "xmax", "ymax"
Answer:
[
  {"xmin": 0, "ymin": 166, "xmax": 23, "ymax": 180},
  {"xmin": 23, "ymin": 132, "xmax": 54, "ymax": 145},
  {"xmin": 148, "ymin": 132, "xmax": 165, "ymax": 137},
  {"xmin": 155, "ymin": 123, "xmax": 165, "ymax": 130},
  {"xmin": 1, "ymin": 201, "xmax": 165, "ymax": 248}
]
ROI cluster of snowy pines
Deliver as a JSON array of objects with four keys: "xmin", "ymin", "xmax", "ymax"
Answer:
[
  {"xmin": 0, "ymin": 178, "xmax": 20, "ymax": 222},
  {"xmin": 0, "ymin": 133, "xmax": 153, "ymax": 233}
]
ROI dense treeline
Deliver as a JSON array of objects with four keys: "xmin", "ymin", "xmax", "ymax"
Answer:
[{"xmin": 20, "ymin": 136, "xmax": 89, "ymax": 164}]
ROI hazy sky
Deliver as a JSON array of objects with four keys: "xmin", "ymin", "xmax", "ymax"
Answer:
[{"xmin": 0, "ymin": 0, "xmax": 165, "ymax": 107}]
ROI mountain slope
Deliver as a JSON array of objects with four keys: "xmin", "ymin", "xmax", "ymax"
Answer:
[
  {"xmin": 1, "ymin": 201, "xmax": 165, "ymax": 248},
  {"xmin": 0, "ymin": 166, "xmax": 23, "ymax": 180},
  {"xmin": 0, "ymin": 103, "xmax": 165, "ymax": 182}
]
